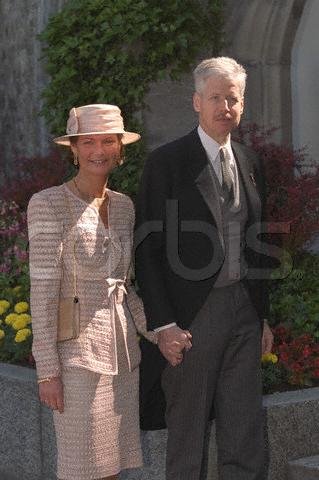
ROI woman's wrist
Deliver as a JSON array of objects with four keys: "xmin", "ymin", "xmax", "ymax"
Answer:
[{"xmin": 37, "ymin": 376, "xmax": 58, "ymax": 384}]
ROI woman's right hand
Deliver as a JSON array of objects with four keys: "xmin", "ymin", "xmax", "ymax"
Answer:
[{"xmin": 38, "ymin": 377, "xmax": 64, "ymax": 413}]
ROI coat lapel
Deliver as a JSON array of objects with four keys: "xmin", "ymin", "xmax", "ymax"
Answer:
[
  {"xmin": 186, "ymin": 130, "xmax": 224, "ymax": 248},
  {"xmin": 185, "ymin": 132, "xmax": 261, "ymax": 246},
  {"xmin": 231, "ymin": 141, "xmax": 261, "ymax": 223}
]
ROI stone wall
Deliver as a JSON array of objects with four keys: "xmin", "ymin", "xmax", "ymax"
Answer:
[
  {"xmin": 0, "ymin": 0, "xmax": 67, "ymax": 174},
  {"xmin": 1, "ymin": 363, "xmax": 319, "ymax": 480},
  {"xmin": 217, "ymin": 0, "xmax": 307, "ymax": 146}
]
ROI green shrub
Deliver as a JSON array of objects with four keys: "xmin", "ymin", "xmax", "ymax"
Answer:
[
  {"xmin": 261, "ymin": 359, "xmax": 287, "ymax": 394},
  {"xmin": 270, "ymin": 253, "xmax": 319, "ymax": 338}
]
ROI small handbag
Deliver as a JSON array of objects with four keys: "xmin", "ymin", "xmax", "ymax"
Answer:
[
  {"xmin": 57, "ymin": 295, "xmax": 80, "ymax": 342},
  {"xmin": 57, "ymin": 192, "xmax": 80, "ymax": 342}
]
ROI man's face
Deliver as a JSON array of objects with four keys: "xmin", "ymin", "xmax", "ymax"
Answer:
[{"xmin": 193, "ymin": 75, "xmax": 244, "ymax": 144}]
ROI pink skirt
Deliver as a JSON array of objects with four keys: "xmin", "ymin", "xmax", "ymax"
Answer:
[{"xmin": 53, "ymin": 320, "xmax": 142, "ymax": 480}]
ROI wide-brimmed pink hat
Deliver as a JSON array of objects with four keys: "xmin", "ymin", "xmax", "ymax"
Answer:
[{"xmin": 53, "ymin": 104, "xmax": 140, "ymax": 146}]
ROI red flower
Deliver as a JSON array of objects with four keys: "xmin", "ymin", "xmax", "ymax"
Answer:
[
  {"xmin": 291, "ymin": 362, "xmax": 303, "ymax": 373},
  {"xmin": 302, "ymin": 346, "xmax": 312, "ymax": 358},
  {"xmin": 279, "ymin": 351, "xmax": 290, "ymax": 363}
]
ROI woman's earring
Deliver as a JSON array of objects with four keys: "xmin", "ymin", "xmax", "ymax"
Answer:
[{"xmin": 73, "ymin": 153, "xmax": 78, "ymax": 166}]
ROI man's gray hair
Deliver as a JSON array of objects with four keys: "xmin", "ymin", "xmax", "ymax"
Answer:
[{"xmin": 193, "ymin": 57, "xmax": 247, "ymax": 97}]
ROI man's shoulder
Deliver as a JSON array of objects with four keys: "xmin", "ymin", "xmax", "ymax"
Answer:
[
  {"xmin": 232, "ymin": 139, "xmax": 261, "ymax": 166},
  {"xmin": 149, "ymin": 129, "xmax": 199, "ymax": 162},
  {"xmin": 232, "ymin": 139, "xmax": 257, "ymax": 156}
]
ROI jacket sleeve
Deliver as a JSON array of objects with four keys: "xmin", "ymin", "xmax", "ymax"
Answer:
[
  {"xmin": 134, "ymin": 150, "xmax": 178, "ymax": 330},
  {"xmin": 27, "ymin": 192, "xmax": 62, "ymax": 379},
  {"xmin": 124, "ymin": 198, "xmax": 157, "ymax": 343},
  {"xmin": 126, "ymin": 277, "xmax": 157, "ymax": 344}
]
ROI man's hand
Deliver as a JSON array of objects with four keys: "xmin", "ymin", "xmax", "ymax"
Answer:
[
  {"xmin": 261, "ymin": 321, "xmax": 274, "ymax": 355},
  {"xmin": 39, "ymin": 377, "xmax": 64, "ymax": 413},
  {"xmin": 157, "ymin": 325, "xmax": 192, "ymax": 367}
]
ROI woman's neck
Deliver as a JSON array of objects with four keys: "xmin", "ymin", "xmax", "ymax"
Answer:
[{"xmin": 74, "ymin": 172, "xmax": 108, "ymax": 199}]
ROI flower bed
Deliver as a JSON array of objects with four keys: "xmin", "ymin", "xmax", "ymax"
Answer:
[
  {"xmin": 0, "ymin": 295, "xmax": 33, "ymax": 365},
  {"xmin": 262, "ymin": 253, "xmax": 319, "ymax": 393},
  {"xmin": 0, "ymin": 199, "xmax": 33, "ymax": 365},
  {"xmin": 262, "ymin": 328, "xmax": 319, "ymax": 394}
]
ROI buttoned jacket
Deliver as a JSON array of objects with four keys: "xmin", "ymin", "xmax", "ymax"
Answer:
[
  {"xmin": 28, "ymin": 185, "xmax": 154, "ymax": 380},
  {"xmin": 135, "ymin": 128, "xmax": 268, "ymax": 332}
]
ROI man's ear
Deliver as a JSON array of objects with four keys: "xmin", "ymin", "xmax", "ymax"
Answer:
[
  {"xmin": 193, "ymin": 92, "xmax": 201, "ymax": 113},
  {"xmin": 240, "ymin": 97, "xmax": 244, "ymax": 115}
]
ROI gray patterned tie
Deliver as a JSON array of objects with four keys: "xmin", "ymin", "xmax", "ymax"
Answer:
[{"xmin": 219, "ymin": 147, "xmax": 234, "ymax": 201}]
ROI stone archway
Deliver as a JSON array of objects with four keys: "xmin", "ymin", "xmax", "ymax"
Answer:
[
  {"xmin": 223, "ymin": 0, "xmax": 308, "ymax": 145},
  {"xmin": 144, "ymin": 0, "xmax": 308, "ymax": 149},
  {"xmin": 291, "ymin": 0, "xmax": 319, "ymax": 164}
]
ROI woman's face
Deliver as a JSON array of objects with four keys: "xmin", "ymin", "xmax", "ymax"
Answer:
[{"xmin": 71, "ymin": 134, "xmax": 121, "ymax": 177}]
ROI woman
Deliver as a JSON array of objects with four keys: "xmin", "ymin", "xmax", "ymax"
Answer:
[{"xmin": 27, "ymin": 104, "xmax": 155, "ymax": 480}]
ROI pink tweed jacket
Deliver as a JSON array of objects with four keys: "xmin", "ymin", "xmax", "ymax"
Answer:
[{"xmin": 27, "ymin": 184, "xmax": 155, "ymax": 379}]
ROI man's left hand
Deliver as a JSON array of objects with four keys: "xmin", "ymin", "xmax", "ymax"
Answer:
[{"xmin": 261, "ymin": 320, "xmax": 274, "ymax": 355}]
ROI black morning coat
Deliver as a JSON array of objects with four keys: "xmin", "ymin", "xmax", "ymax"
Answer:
[{"xmin": 134, "ymin": 128, "xmax": 270, "ymax": 430}]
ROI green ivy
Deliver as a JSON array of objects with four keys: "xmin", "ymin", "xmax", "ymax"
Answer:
[{"xmin": 40, "ymin": 0, "xmax": 224, "ymax": 196}]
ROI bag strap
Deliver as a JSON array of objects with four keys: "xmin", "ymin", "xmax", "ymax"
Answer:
[{"xmin": 62, "ymin": 185, "xmax": 78, "ymax": 301}]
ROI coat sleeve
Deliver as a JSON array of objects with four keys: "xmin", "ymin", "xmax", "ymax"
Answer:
[
  {"xmin": 27, "ymin": 192, "xmax": 62, "ymax": 379},
  {"xmin": 134, "ymin": 150, "xmax": 178, "ymax": 330},
  {"xmin": 247, "ymin": 152, "xmax": 271, "ymax": 321}
]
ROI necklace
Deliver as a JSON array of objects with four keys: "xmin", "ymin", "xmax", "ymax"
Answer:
[{"xmin": 72, "ymin": 178, "xmax": 108, "ymax": 207}]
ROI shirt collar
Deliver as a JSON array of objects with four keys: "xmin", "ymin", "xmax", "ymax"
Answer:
[{"xmin": 197, "ymin": 125, "xmax": 232, "ymax": 164}]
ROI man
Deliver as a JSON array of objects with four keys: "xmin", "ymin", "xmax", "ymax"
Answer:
[{"xmin": 135, "ymin": 57, "xmax": 273, "ymax": 480}]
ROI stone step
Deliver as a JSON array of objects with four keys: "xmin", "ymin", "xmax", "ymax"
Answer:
[{"xmin": 288, "ymin": 455, "xmax": 319, "ymax": 480}]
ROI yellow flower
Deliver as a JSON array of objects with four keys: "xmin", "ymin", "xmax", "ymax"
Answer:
[
  {"xmin": 12, "ymin": 317, "xmax": 29, "ymax": 331},
  {"xmin": 18, "ymin": 313, "xmax": 32, "ymax": 325},
  {"xmin": 0, "ymin": 300, "xmax": 10, "ymax": 314},
  {"xmin": 261, "ymin": 353, "xmax": 278, "ymax": 364},
  {"xmin": 12, "ymin": 286, "xmax": 22, "ymax": 293},
  {"xmin": 5, "ymin": 313, "xmax": 19, "ymax": 325},
  {"xmin": 14, "ymin": 302, "xmax": 29, "ymax": 314},
  {"xmin": 0, "ymin": 329, "xmax": 5, "ymax": 340},
  {"xmin": 14, "ymin": 328, "xmax": 31, "ymax": 343}
]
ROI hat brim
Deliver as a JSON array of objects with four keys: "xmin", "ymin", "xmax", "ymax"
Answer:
[{"xmin": 53, "ymin": 130, "xmax": 140, "ymax": 146}]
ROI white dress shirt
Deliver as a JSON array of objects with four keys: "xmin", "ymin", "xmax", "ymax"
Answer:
[{"xmin": 197, "ymin": 125, "xmax": 240, "ymax": 209}]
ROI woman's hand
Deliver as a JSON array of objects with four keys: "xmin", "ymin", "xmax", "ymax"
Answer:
[{"xmin": 38, "ymin": 377, "xmax": 64, "ymax": 413}]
